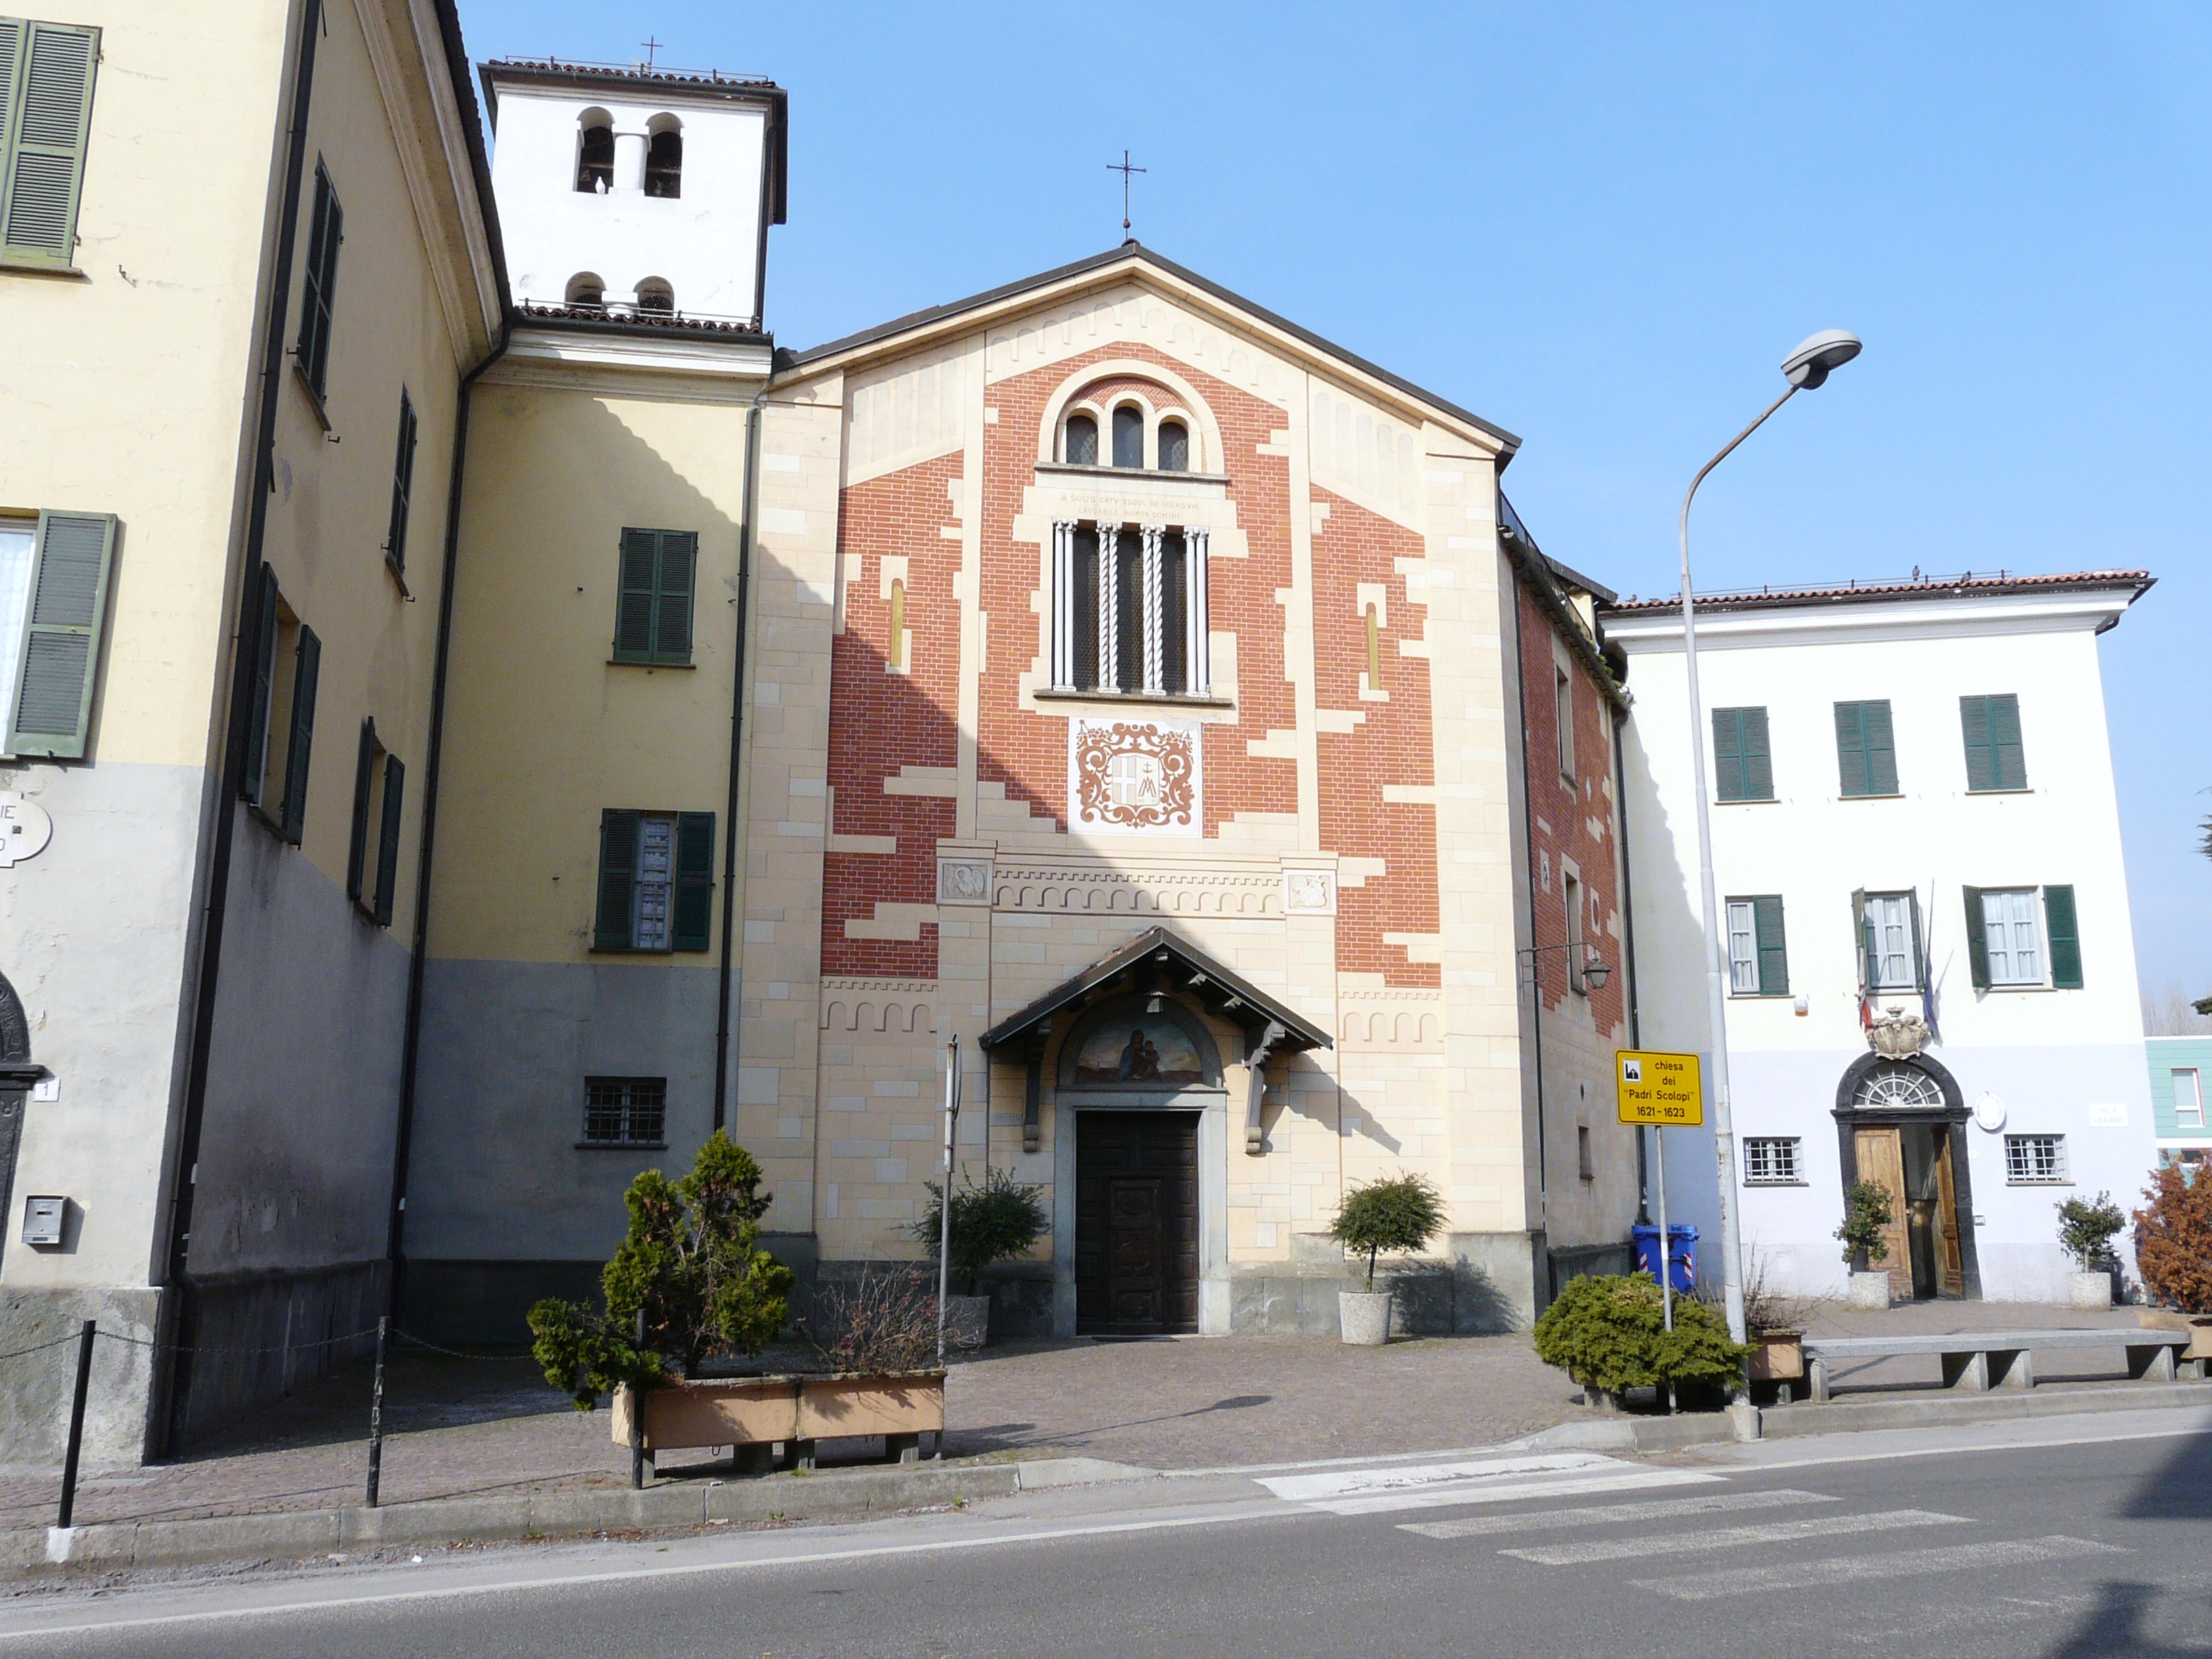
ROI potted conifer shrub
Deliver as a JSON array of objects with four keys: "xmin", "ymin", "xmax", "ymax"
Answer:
[
  {"xmin": 910, "ymin": 1166, "xmax": 1050, "ymax": 1349},
  {"xmin": 1328, "ymin": 1173, "xmax": 1446, "ymax": 1346},
  {"xmin": 2056, "ymin": 1191, "xmax": 2126, "ymax": 1309},
  {"xmin": 1835, "ymin": 1181, "xmax": 1896, "ymax": 1309}
]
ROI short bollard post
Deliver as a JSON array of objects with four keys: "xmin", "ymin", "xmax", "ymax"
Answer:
[
  {"xmin": 365, "ymin": 1316, "xmax": 390, "ymax": 1509},
  {"xmin": 56, "ymin": 1319, "xmax": 96, "ymax": 1530}
]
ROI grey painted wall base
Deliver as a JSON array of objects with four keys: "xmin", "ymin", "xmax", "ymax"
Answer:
[
  {"xmin": 1230, "ymin": 1232, "xmax": 1549, "ymax": 1337},
  {"xmin": 171, "ymin": 1260, "xmax": 387, "ymax": 1448},
  {"xmin": 0, "ymin": 1286, "xmax": 164, "ymax": 1471}
]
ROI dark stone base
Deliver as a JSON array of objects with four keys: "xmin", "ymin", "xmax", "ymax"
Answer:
[{"xmin": 171, "ymin": 1258, "xmax": 387, "ymax": 1449}]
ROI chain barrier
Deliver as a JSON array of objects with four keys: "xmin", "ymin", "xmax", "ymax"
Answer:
[
  {"xmin": 91, "ymin": 1324, "xmax": 383, "ymax": 1358},
  {"xmin": 392, "ymin": 1329, "xmax": 539, "ymax": 1361},
  {"xmin": 0, "ymin": 1332, "xmax": 81, "ymax": 1364}
]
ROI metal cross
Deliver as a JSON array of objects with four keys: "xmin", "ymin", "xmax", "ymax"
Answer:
[
  {"xmin": 1107, "ymin": 150, "xmax": 1147, "ymax": 239},
  {"xmin": 640, "ymin": 36, "xmax": 661, "ymax": 69}
]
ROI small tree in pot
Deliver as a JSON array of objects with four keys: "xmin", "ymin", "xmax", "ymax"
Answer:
[
  {"xmin": 1835, "ymin": 1180, "xmax": 1896, "ymax": 1310},
  {"xmin": 2057, "ymin": 1191, "xmax": 2127, "ymax": 1309},
  {"xmin": 2135, "ymin": 1164, "xmax": 2212, "ymax": 1314},
  {"xmin": 1328, "ymin": 1173, "xmax": 1446, "ymax": 1346},
  {"xmin": 909, "ymin": 1166, "xmax": 1050, "ymax": 1348}
]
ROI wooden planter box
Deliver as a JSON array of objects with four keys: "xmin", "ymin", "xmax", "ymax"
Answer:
[
  {"xmin": 2137, "ymin": 1310, "xmax": 2212, "ymax": 1361},
  {"xmin": 1746, "ymin": 1330, "xmax": 1804, "ymax": 1383},
  {"xmin": 612, "ymin": 1370, "xmax": 947, "ymax": 1462}
]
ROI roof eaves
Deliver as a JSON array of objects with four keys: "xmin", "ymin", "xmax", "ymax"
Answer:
[
  {"xmin": 431, "ymin": 1, "xmax": 510, "ymax": 322},
  {"xmin": 1597, "ymin": 569, "xmax": 2155, "ymax": 618}
]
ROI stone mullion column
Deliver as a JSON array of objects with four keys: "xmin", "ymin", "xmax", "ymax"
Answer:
[
  {"xmin": 1050, "ymin": 520, "xmax": 1076, "ymax": 688},
  {"xmin": 1141, "ymin": 524, "xmax": 1166, "ymax": 693},
  {"xmin": 1185, "ymin": 527, "xmax": 1210, "ymax": 693},
  {"xmin": 1097, "ymin": 523, "xmax": 1120, "ymax": 692}
]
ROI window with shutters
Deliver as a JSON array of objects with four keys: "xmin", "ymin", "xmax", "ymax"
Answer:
[
  {"xmin": 385, "ymin": 389, "xmax": 417, "ymax": 576},
  {"xmin": 0, "ymin": 18, "xmax": 99, "ymax": 268},
  {"xmin": 1833, "ymin": 699, "xmax": 1898, "ymax": 796},
  {"xmin": 241, "ymin": 565, "xmax": 320, "ymax": 846},
  {"xmin": 1711, "ymin": 706, "xmax": 1773, "ymax": 802},
  {"xmin": 611, "ymin": 528, "xmax": 697, "ymax": 665},
  {"xmin": 2004, "ymin": 1133, "xmax": 2068, "ymax": 1185},
  {"xmin": 1725, "ymin": 895, "xmax": 1788, "ymax": 996},
  {"xmin": 1978, "ymin": 888, "xmax": 2041, "ymax": 986},
  {"xmin": 593, "ymin": 808, "xmax": 714, "ymax": 952},
  {"xmin": 1965, "ymin": 882, "xmax": 2081, "ymax": 991},
  {"xmin": 1048, "ymin": 520, "xmax": 1210, "ymax": 697},
  {"xmin": 346, "ymin": 718, "xmax": 404, "ymax": 924},
  {"xmin": 582, "ymin": 1077, "xmax": 667, "ymax": 1147},
  {"xmin": 1858, "ymin": 891, "xmax": 1919, "ymax": 991},
  {"xmin": 1959, "ymin": 693, "xmax": 2027, "ymax": 792},
  {"xmin": 0, "ymin": 509, "xmax": 115, "ymax": 759},
  {"xmin": 295, "ymin": 161, "xmax": 342, "ymax": 401},
  {"xmin": 1742, "ymin": 1136, "xmax": 1803, "ymax": 1185}
]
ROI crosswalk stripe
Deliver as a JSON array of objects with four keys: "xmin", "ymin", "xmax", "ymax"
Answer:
[
  {"xmin": 1399, "ymin": 1488, "xmax": 1838, "ymax": 1540},
  {"xmin": 1262, "ymin": 1452, "xmax": 1722, "ymax": 1517},
  {"xmin": 1635, "ymin": 1536, "xmax": 2127, "ymax": 1603},
  {"xmin": 1296, "ymin": 1469, "xmax": 1719, "ymax": 1517},
  {"xmin": 1504, "ymin": 1507, "xmax": 1964, "ymax": 1565}
]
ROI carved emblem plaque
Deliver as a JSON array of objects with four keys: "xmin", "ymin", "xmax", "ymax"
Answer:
[{"xmin": 1069, "ymin": 717, "xmax": 1201, "ymax": 836}]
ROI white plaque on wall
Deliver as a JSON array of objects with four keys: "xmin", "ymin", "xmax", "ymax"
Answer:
[
  {"xmin": 2087, "ymin": 1103, "xmax": 2128, "ymax": 1128},
  {"xmin": 936, "ymin": 858, "xmax": 993, "ymax": 906},
  {"xmin": 1282, "ymin": 869, "xmax": 1337, "ymax": 916},
  {"xmin": 0, "ymin": 793, "xmax": 53, "ymax": 867},
  {"xmin": 1069, "ymin": 716, "xmax": 1202, "ymax": 838}
]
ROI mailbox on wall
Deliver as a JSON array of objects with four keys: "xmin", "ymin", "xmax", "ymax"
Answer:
[{"xmin": 21, "ymin": 1195, "xmax": 65, "ymax": 1248}]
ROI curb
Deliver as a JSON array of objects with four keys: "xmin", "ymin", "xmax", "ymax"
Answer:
[{"xmin": 3, "ymin": 1456, "xmax": 1149, "ymax": 1580}]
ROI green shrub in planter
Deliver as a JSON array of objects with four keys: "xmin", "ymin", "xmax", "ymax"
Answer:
[
  {"xmin": 909, "ymin": 1165, "xmax": 1051, "ymax": 1295},
  {"xmin": 2055, "ymin": 1191, "xmax": 2126, "ymax": 1271},
  {"xmin": 1835, "ymin": 1180, "xmax": 1894, "ymax": 1269},
  {"xmin": 1532, "ymin": 1271, "xmax": 1749, "ymax": 1399},
  {"xmin": 1329, "ymin": 1173, "xmax": 1448, "ymax": 1290}
]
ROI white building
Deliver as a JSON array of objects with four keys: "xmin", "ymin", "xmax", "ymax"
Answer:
[{"xmin": 1607, "ymin": 571, "xmax": 2159, "ymax": 1305}]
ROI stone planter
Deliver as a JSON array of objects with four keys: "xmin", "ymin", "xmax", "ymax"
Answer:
[
  {"xmin": 943, "ymin": 1294, "xmax": 990, "ymax": 1351},
  {"xmin": 2068, "ymin": 1269, "xmax": 2112, "ymax": 1311},
  {"xmin": 1746, "ymin": 1330, "xmax": 1804, "ymax": 1383},
  {"xmin": 1847, "ymin": 1271, "xmax": 1892, "ymax": 1311},
  {"xmin": 612, "ymin": 1370, "xmax": 946, "ymax": 1468},
  {"xmin": 1338, "ymin": 1289, "xmax": 1393, "ymax": 1346}
]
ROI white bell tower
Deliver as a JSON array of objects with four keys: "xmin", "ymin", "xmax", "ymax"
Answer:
[{"xmin": 480, "ymin": 60, "xmax": 787, "ymax": 327}]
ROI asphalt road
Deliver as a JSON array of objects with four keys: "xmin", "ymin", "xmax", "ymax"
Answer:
[{"xmin": 4, "ymin": 1412, "xmax": 2208, "ymax": 1658}]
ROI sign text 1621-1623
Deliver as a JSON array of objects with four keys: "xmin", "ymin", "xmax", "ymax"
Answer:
[{"xmin": 1616, "ymin": 1049, "xmax": 1703, "ymax": 1126}]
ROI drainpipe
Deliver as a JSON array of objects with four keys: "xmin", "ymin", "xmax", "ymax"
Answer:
[
  {"xmin": 1506, "ymin": 556, "xmax": 1550, "ymax": 1290},
  {"xmin": 712, "ymin": 380, "xmax": 771, "ymax": 1132},
  {"xmin": 1612, "ymin": 703, "xmax": 1650, "ymax": 1225},
  {"xmin": 157, "ymin": 0, "xmax": 323, "ymax": 1456},
  {"xmin": 384, "ymin": 310, "xmax": 512, "ymax": 1320}
]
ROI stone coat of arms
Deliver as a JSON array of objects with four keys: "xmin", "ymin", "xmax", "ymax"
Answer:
[{"xmin": 1071, "ymin": 718, "xmax": 1200, "ymax": 833}]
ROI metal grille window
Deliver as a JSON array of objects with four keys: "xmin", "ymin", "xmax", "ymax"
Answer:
[
  {"xmin": 1743, "ymin": 1137, "xmax": 1802, "ymax": 1185},
  {"xmin": 2005, "ymin": 1133, "xmax": 2068, "ymax": 1185},
  {"xmin": 583, "ymin": 1077, "xmax": 665, "ymax": 1146},
  {"xmin": 1050, "ymin": 519, "xmax": 1210, "ymax": 696}
]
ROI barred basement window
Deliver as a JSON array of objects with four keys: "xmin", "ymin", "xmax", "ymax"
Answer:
[
  {"xmin": 1049, "ymin": 520, "xmax": 1210, "ymax": 697},
  {"xmin": 582, "ymin": 1077, "xmax": 666, "ymax": 1147},
  {"xmin": 1742, "ymin": 1137, "xmax": 1802, "ymax": 1185},
  {"xmin": 2005, "ymin": 1133, "xmax": 2068, "ymax": 1185}
]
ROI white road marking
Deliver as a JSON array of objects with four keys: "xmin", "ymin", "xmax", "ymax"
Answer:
[
  {"xmin": 1261, "ymin": 1452, "xmax": 1720, "ymax": 1516},
  {"xmin": 1840, "ymin": 1592, "xmax": 2098, "ymax": 1645},
  {"xmin": 1635, "ymin": 1535, "xmax": 2127, "ymax": 1602},
  {"xmin": 1504, "ymin": 1507, "xmax": 1965, "ymax": 1565},
  {"xmin": 1399, "ymin": 1488, "xmax": 1837, "ymax": 1539}
]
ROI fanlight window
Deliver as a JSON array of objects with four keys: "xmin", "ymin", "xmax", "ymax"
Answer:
[
  {"xmin": 1852, "ymin": 1063, "xmax": 1944, "ymax": 1109},
  {"xmin": 575, "ymin": 122, "xmax": 614, "ymax": 193},
  {"xmin": 645, "ymin": 127, "xmax": 682, "ymax": 198}
]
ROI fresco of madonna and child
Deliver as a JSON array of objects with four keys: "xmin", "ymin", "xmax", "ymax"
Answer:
[{"xmin": 1069, "ymin": 1016, "xmax": 1207, "ymax": 1087}]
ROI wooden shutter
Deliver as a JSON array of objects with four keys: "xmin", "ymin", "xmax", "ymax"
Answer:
[
  {"xmin": 1990, "ymin": 693, "xmax": 2026, "ymax": 790},
  {"xmin": 594, "ymin": 808, "xmax": 640, "ymax": 949},
  {"xmin": 671, "ymin": 811, "xmax": 715, "ymax": 951},
  {"xmin": 2044, "ymin": 884, "xmax": 2082, "ymax": 989},
  {"xmin": 1753, "ymin": 895, "xmax": 1788, "ymax": 996},
  {"xmin": 1958, "ymin": 886, "xmax": 1988, "ymax": 989},
  {"xmin": 279, "ymin": 624, "xmax": 319, "ymax": 844},
  {"xmin": 1, "ymin": 21, "xmax": 98, "ymax": 263},
  {"xmin": 613, "ymin": 530, "xmax": 657, "ymax": 661},
  {"xmin": 1864, "ymin": 700, "xmax": 1897, "ymax": 794},
  {"xmin": 240, "ymin": 562, "xmax": 280, "ymax": 800},
  {"xmin": 373, "ymin": 753, "xmax": 404, "ymax": 926},
  {"xmin": 297, "ymin": 163, "xmax": 341, "ymax": 395},
  {"xmin": 346, "ymin": 718, "xmax": 377, "ymax": 901},
  {"xmin": 1740, "ymin": 707, "xmax": 1772, "ymax": 800},
  {"xmin": 1851, "ymin": 888, "xmax": 1871, "ymax": 992},
  {"xmin": 386, "ymin": 390, "xmax": 417, "ymax": 571},
  {"xmin": 9, "ymin": 510, "xmax": 116, "ymax": 758},
  {"xmin": 1711, "ymin": 708, "xmax": 1743, "ymax": 802},
  {"xmin": 654, "ymin": 531, "xmax": 696, "ymax": 663},
  {"xmin": 1961, "ymin": 695, "xmax": 1994, "ymax": 792},
  {"xmin": 1835, "ymin": 702, "xmax": 1867, "ymax": 796},
  {"xmin": 1906, "ymin": 888, "xmax": 1925, "ymax": 987}
]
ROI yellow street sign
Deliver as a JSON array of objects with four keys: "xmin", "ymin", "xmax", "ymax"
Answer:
[{"xmin": 1616, "ymin": 1049, "xmax": 1704, "ymax": 1126}]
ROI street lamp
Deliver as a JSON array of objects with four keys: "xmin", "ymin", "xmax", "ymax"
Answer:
[{"xmin": 1679, "ymin": 329, "xmax": 1861, "ymax": 1346}]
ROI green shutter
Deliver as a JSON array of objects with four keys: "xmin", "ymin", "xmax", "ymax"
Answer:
[
  {"xmin": 2044, "ymin": 884, "xmax": 2081, "ymax": 989},
  {"xmin": 1740, "ymin": 706, "xmax": 1772, "ymax": 800},
  {"xmin": 594, "ymin": 808, "xmax": 640, "ymax": 949},
  {"xmin": 296, "ymin": 163, "xmax": 341, "ymax": 396},
  {"xmin": 1961, "ymin": 695, "xmax": 1994, "ymax": 791},
  {"xmin": 1835, "ymin": 701, "xmax": 1867, "ymax": 796},
  {"xmin": 346, "ymin": 718, "xmax": 376, "ymax": 901},
  {"xmin": 373, "ymin": 753, "xmax": 404, "ymax": 926},
  {"xmin": 653, "ymin": 531, "xmax": 696, "ymax": 663},
  {"xmin": 1851, "ymin": 888, "xmax": 1871, "ymax": 991},
  {"xmin": 671, "ymin": 811, "xmax": 714, "ymax": 951},
  {"xmin": 613, "ymin": 530, "xmax": 657, "ymax": 661},
  {"xmin": 9, "ymin": 510, "xmax": 116, "ymax": 758},
  {"xmin": 1, "ymin": 21, "xmax": 98, "ymax": 265},
  {"xmin": 279, "ymin": 623, "xmax": 319, "ymax": 844},
  {"xmin": 1990, "ymin": 693, "xmax": 2026, "ymax": 790},
  {"xmin": 241, "ymin": 562, "xmax": 279, "ymax": 800},
  {"xmin": 1963, "ymin": 887, "xmax": 1990, "ymax": 989},
  {"xmin": 1753, "ymin": 894, "xmax": 1788, "ymax": 996},
  {"xmin": 1864, "ymin": 700, "xmax": 1897, "ymax": 794},
  {"xmin": 1906, "ymin": 887, "xmax": 1924, "ymax": 987},
  {"xmin": 386, "ymin": 390, "xmax": 416, "ymax": 571},
  {"xmin": 1712, "ymin": 708, "xmax": 1743, "ymax": 802}
]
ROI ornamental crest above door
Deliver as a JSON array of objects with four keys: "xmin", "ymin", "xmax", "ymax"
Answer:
[{"xmin": 1070, "ymin": 717, "xmax": 1200, "ymax": 835}]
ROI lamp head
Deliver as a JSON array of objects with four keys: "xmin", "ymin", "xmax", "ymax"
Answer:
[{"xmin": 1782, "ymin": 328, "xmax": 1862, "ymax": 390}]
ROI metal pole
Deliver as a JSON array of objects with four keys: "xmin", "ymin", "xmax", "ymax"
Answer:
[
  {"xmin": 630, "ymin": 1307, "xmax": 647, "ymax": 1490},
  {"xmin": 364, "ymin": 1316, "xmax": 389, "ymax": 1509},
  {"xmin": 1656, "ymin": 1130, "xmax": 1673, "ymax": 1333},
  {"xmin": 936, "ymin": 1036, "xmax": 959, "ymax": 1366},
  {"xmin": 56, "ymin": 1319, "xmax": 95, "ymax": 1530},
  {"xmin": 1679, "ymin": 385, "xmax": 1794, "ymax": 1348}
]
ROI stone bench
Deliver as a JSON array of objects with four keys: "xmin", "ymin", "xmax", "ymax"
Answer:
[{"xmin": 1802, "ymin": 1329, "xmax": 2200, "ymax": 1403}]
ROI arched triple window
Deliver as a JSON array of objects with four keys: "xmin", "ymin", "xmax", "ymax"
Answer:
[
  {"xmin": 645, "ymin": 123, "xmax": 683, "ymax": 198},
  {"xmin": 565, "ymin": 272, "xmax": 605, "ymax": 308},
  {"xmin": 1059, "ymin": 396, "xmax": 1201, "ymax": 472},
  {"xmin": 575, "ymin": 117, "xmax": 614, "ymax": 193},
  {"xmin": 634, "ymin": 279, "xmax": 674, "ymax": 316}
]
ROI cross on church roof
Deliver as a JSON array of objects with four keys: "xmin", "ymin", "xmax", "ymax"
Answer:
[
  {"xmin": 640, "ymin": 36, "xmax": 661, "ymax": 70},
  {"xmin": 1108, "ymin": 150, "xmax": 1146, "ymax": 241}
]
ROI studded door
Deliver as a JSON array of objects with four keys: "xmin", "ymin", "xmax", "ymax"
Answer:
[{"xmin": 1076, "ymin": 1112, "xmax": 1199, "ymax": 1334}]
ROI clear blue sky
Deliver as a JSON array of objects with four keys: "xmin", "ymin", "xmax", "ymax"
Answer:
[{"xmin": 460, "ymin": 1, "xmax": 2211, "ymax": 1002}]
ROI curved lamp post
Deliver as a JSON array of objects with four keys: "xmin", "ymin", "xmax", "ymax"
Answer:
[{"xmin": 1679, "ymin": 329, "xmax": 1862, "ymax": 1345}]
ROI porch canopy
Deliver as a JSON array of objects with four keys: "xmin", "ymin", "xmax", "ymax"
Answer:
[{"xmin": 979, "ymin": 926, "xmax": 1332, "ymax": 1153}]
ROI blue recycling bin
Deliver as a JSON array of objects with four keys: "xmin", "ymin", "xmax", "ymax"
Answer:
[{"xmin": 1631, "ymin": 1223, "xmax": 1697, "ymax": 1293}]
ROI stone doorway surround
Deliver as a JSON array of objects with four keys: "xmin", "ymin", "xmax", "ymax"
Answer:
[{"xmin": 1830, "ymin": 1050, "xmax": 1983, "ymax": 1301}]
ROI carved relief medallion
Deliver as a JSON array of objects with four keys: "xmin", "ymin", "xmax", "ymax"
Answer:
[
  {"xmin": 1282, "ymin": 869, "xmax": 1337, "ymax": 916},
  {"xmin": 937, "ymin": 858, "xmax": 993, "ymax": 906},
  {"xmin": 1069, "ymin": 717, "xmax": 1201, "ymax": 836}
]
